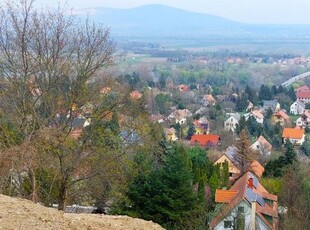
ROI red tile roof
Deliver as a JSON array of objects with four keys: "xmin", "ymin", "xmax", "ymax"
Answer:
[
  {"xmin": 190, "ymin": 134, "xmax": 220, "ymax": 146},
  {"xmin": 296, "ymin": 85, "xmax": 310, "ymax": 93},
  {"xmin": 274, "ymin": 110, "xmax": 290, "ymax": 122},
  {"xmin": 297, "ymin": 91, "xmax": 310, "ymax": 99},
  {"xmin": 257, "ymin": 135, "xmax": 273, "ymax": 152},
  {"xmin": 248, "ymin": 160, "xmax": 265, "ymax": 178},
  {"xmin": 210, "ymin": 172, "xmax": 278, "ymax": 230},
  {"xmin": 215, "ymin": 190, "xmax": 238, "ymax": 203},
  {"xmin": 282, "ymin": 128, "xmax": 304, "ymax": 139}
]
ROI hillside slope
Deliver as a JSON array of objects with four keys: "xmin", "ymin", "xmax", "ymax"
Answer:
[{"xmin": 0, "ymin": 194, "xmax": 163, "ymax": 230}]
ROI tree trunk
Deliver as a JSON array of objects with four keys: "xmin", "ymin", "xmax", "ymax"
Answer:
[
  {"xmin": 58, "ymin": 179, "xmax": 67, "ymax": 211},
  {"xmin": 29, "ymin": 169, "xmax": 38, "ymax": 203}
]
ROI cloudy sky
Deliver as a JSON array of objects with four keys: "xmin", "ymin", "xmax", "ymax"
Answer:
[{"xmin": 35, "ymin": 0, "xmax": 310, "ymax": 24}]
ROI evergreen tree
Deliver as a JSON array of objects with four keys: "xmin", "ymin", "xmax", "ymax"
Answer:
[
  {"xmin": 220, "ymin": 160, "xmax": 230, "ymax": 188},
  {"xmin": 235, "ymin": 116, "xmax": 247, "ymax": 135},
  {"xmin": 186, "ymin": 123, "xmax": 196, "ymax": 140},
  {"xmin": 245, "ymin": 85, "xmax": 258, "ymax": 104},
  {"xmin": 126, "ymin": 144, "xmax": 204, "ymax": 229},
  {"xmin": 236, "ymin": 92, "xmax": 248, "ymax": 112},
  {"xmin": 284, "ymin": 139, "xmax": 297, "ymax": 165},
  {"xmin": 288, "ymin": 87, "xmax": 297, "ymax": 101},
  {"xmin": 259, "ymin": 84, "xmax": 272, "ymax": 100},
  {"xmin": 234, "ymin": 129, "xmax": 258, "ymax": 175}
]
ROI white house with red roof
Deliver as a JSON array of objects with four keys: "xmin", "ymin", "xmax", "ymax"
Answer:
[
  {"xmin": 251, "ymin": 135, "xmax": 273, "ymax": 157},
  {"xmin": 296, "ymin": 85, "xmax": 310, "ymax": 103},
  {"xmin": 210, "ymin": 172, "xmax": 278, "ymax": 230}
]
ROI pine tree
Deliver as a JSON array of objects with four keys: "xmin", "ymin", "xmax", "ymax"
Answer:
[
  {"xmin": 235, "ymin": 116, "xmax": 247, "ymax": 135},
  {"xmin": 126, "ymin": 144, "xmax": 203, "ymax": 229},
  {"xmin": 221, "ymin": 160, "xmax": 230, "ymax": 188}
]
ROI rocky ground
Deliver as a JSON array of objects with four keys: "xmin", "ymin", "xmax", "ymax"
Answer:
[{"xmin": 0, "ymin": 194, "xmax": 164, "ymax": 230}]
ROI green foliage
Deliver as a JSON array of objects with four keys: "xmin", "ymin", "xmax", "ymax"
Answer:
[
  {"xmin": 186, "ymin": 123, "xmax": 196, "ymax": 140},
  {"xmin": 259, "ymin": 178, "xmax": 283, "ymax": 195},
  {"xmin": 300, "ymin": 141, "xmax": 310, "ymax": 157},
  {"xmin": 258, "ymin": 84, "xmax": 272, "ymax": 101},
  {"xmin": 235, "ymin": 92, "xmax": 248, "ymax": 112},
  {"xmin": 124, "ymin": 144, "xmax": 206, "ymax": 229},
  {"xmin": 177, "ymin": 102, "xmax": 186, "ymax": 110},
  {"xmin": 23, "ymin": 168, "xmax": 61, "ymax": 206},
  {"xmin": 235, "ymin": 116, "xmax": 247, "ymax": 135},
  {"xmin": 155, "ymin": 93, "xmax": 169, "ymax": 115},
  {"xmin": 246, "ymin": 116, "xmax": 263, "ymax": 137},
  {"xmin": 264, "ymin": 140, "xmax": 296, "ymax": 177},
  {"xmin": 220, "ymin": 160, "xmax": 230, "ymax": 188}
]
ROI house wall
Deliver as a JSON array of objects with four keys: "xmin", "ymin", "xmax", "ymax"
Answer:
[
  {"xmin": 224, "ymin": 117, "xmax": 238, "ymax": 131},
  {"xmin": 214, "ymin": 155, "xmax": 240, "ymax": 176},
  {"xmin": 213, "ymin": 201, "xmax": 272, "ymax": 230},
  {"xmin": 283, "ymin": 135, "xmax": 305, "ymax": 145},
  {"xmin": 297, "ymin": 97, "xmax": 310, "ymax": 103},
  {"xmin": 250, "ymin": 140, "xmax": 272, "ymax": 156},
  {"xmin": 290, "ymin": 102, "xmax": 305, "ymax": 115}
]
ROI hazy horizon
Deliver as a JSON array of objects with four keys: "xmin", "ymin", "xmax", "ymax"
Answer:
[{"xmin": 34, "ymin": 0, "xmax": 310, "ymax": 25}]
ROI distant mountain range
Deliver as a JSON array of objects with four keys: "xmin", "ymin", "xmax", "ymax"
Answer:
[{"xmin": 80, "ymin": 4, "xmax": 310, "ymax": 41}]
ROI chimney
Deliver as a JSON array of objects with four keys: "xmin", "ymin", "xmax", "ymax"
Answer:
[
  {"xmin": 248, "ymin": 177, "xmax": 254, "ymax": 189},
  {"xmin": 250, "ymin": 200, "xmax": 256, "ymax": 230}
]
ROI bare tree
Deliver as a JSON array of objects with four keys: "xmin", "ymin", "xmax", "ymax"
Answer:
[
  {"xmin": 0, "ymin": 0, "xmax": 118, "ymax": 210},
  {"xmin": 234, "ymin": 129, "xmax": 258, "ymax": 175}
]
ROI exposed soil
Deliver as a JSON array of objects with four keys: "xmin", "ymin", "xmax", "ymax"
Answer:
[{"xmin": 0, "ymin": 194, "xmax": 164, "ymax": 230}]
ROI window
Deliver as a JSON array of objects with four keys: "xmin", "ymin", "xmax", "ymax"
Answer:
[
  {"xmin": 238, "ymin": 206, "xmax": 245, "ymax": 213},
  {"xmin": 229, "ymin": 173, "xmax": 233, "ymax": 177},
  {"xmin": 224, "ymin": 221, "xmax": 232, "ymax": 228}
]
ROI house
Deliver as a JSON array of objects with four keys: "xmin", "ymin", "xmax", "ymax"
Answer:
[
  {"xmin": 290, "ymin": 100, "xmax": 305, "ymax": 115},
  {"xmin": 150, "ymin": 114, "xmax": 165, "ymax": 123},
  {"xmin": 224, "ymin": 113, "xmax": 241, "ymax": 132},
  {"xmin": 214, "ymin": 146, "xmax": 241, "ymax": 181},
  {"xmin": 201, "ymin": 94, "xmax": 216, "ymax": 107},
  {"xmin": 246, "ymin": 100, "xmax": 254, "ymax": 112},
  {"xmin": 194, "ymin": 107, "xmax": 208, "ymax": 116},
  {"xmin": 210, "ymin": 172, "xmax": 278, "ymax": 230},
  {"xmin": 164, "ymin": 127, "xmax": 178, "ymax": 141},
  {"xmin": 250, "ymin": 135, "xmax": 273, "ymax": 157},
  {"xmin": 167, "ymin": 109, "xmax": 192, "ymax": 124},
  {"xmin": 296, "ymin": 109, "xmax": 310, "ymax": 127},
  {"xmin": 282, "ymin": 128, "xmax": 305, "ymax": 145},
  {"xmin": 191, "ymin": 134, "xmax": 221, "ymax": 148},
  {"xmin": 130, "ymin": 90, "xmax": 143, "ymax": 100},
  {"xmin": 193, "ymin": 116, "xmax": 209, "ymax": 134},
  {"xmin": 244, "ymin": 110, "xmax": 264, "ymax": 124},
  {"xmin": 272, "ymin": 110, "xmax": 291, "ymax": 127},
  {"xmin": 176, "ymin": 84, "xmax": 189, "ymax": 91},
  {"xmin": 296, "ymin": 91, "xmax": 310, "ymax": 103},
  {"xmin": 214, "ymin": 146, "xmax": 265, "ymax": 182},
  {"xmin": 263, "ymin": 100, "xmax": 280, "ymax": 112}
]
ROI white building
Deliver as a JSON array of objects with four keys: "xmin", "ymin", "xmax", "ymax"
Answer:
[
  {"xmin": 210, "ymin": 172, "xmax": 278, "ymax": 230},
  {"xmin": 224, "ymin": 113, "xmax": 241, "ymax": 132},
  {"xmin": 290, "ymin": 100, "xmax": 305, "ymax": 115}
]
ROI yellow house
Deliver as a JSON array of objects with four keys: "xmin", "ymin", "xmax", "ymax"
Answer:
[
  {"xmin": 214, "ymin": 146, "xmax": 240, "ymax": 180},
  {"xmin": 164, "ymin": 127, "xmax": 178, "ymax": 141}
]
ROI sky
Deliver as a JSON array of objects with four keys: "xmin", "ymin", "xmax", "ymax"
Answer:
[{"xmin": 34, "ymin": 0, "xmax": 310, "ymax": 24}]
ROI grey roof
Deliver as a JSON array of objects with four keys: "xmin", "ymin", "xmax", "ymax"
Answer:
[
  {"xmin": 263, "ymin": 100, "xmax": 278, "ymax": 109},
  {"xmin": 225, "ymin": 145, "xmax": 238, "ymax": 160}
]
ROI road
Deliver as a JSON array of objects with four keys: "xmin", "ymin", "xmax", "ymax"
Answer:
[{"xmin": 281, "ymin": 71, "xmax": 310, "ymax": 87}]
